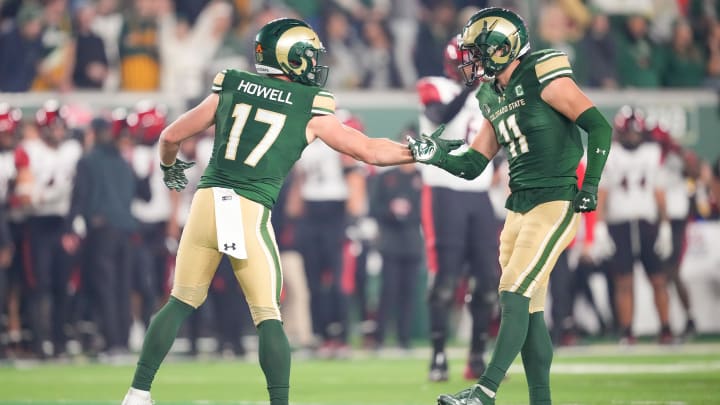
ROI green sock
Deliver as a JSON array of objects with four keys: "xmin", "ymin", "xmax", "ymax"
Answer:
[
  {"xmin": 258, "ymin": 319, "xmax": 291, "ymax": 405},
  {"xmin": 131, "ymin": 296, "xmax": 195, "ymax": 391},
  {"xmin": 479, "ymin": 291, "xmax": 530, "ymax": 393},
  {"xmin": 521, "ymin": 311, "xmax": 554, "ymax": 405}
]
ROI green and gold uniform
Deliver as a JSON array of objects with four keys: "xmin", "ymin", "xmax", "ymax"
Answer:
[
  {"xmin": 199, "ymin": 69, "xmax": 335, "ymax": 208},
  {"xmin": 476, "ymin": 50, "xmax": 581, "ymax": 309},
  {"xmin": 173, "ymin": 69, "xmax": 335, "ymax": 323},
  {"xmin": 476, "ymin": 49, "xmax": 584, "ymax": 214}
]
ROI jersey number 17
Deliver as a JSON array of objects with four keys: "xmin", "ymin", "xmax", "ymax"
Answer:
[{"xmin": 224, "ymin": 102, "xmax": 286, "ymax": 166}]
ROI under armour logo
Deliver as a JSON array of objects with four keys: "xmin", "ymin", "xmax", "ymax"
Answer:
[
  {"xmin": 595, "ymin": 148, "xmax": 607, "ymax": 155},
  {"xmin": 579, "ymin": 197, "xmax": 590, "ymax": 209},
  {"xmin": 223, "ymin": 243, "xmax": 236, "ymax": 251}
]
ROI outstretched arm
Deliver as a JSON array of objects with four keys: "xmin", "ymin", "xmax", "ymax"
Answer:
[
  {"xmin": 409, "ymin": 118, "xmax": 500, "ymax": 180},
  {"xmin": 307, "ymin": 114, "xmax": 414, "ymax": 166}
]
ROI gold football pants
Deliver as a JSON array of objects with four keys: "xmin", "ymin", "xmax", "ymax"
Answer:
[
  {"xmin": 171, "ymin": 188, "xmax": 282, "ymax": 325},
  {"xmin": 498, "ymin": 200, "xmax": 579, "ymax": 313}
]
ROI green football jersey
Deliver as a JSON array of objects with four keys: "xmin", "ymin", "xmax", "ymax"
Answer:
[
  {"xmin": 198, "ymin": 69, "xmax": 335, "ymax": 208},
  {"xmin": 475, "ymin": 49, "xmax": 584, "ymax": 213}
]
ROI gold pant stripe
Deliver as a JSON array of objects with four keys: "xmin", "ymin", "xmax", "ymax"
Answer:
[
  {"xmin": 510, "ymin": 201, "xmax": 572, "ymax": 292},
  {"xmin": 255, "ymin": 206, "xmax": 281, "ymax": 309}
]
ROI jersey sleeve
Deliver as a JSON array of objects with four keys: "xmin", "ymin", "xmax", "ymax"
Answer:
[
  {"xmin": 534, "ymin": 50, "xmax": 574, "ymax": 89},
  {"xmin": 14, "ymin": 147, "xmax": 29, "ymax": 169},
  {"xmin": 311, "ymin": 90, "xmax": 335, "ymax": 116},
  {"xmin": 211, "ymin": 69, "xmax": 228, "ymax": 93},
  {"xmin": 416, "ymin": 78, "xmax": 442, "ymax": 106}
]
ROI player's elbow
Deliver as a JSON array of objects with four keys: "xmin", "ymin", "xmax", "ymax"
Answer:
[{"xmin": 159, "ymin": 128, "xmax": 181, "ymax": 147}]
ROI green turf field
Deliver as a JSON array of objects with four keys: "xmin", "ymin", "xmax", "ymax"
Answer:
[{"xmin": 0, "ymin": 343, "xmax": 719, "ymax": 405}]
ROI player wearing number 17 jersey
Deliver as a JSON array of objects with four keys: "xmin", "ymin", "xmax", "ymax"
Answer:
[
  {"xmin": 408, "ymin": 7, "xmax": 613, "ymax": 405},
  {"xmin": 121, "ymin": 17, "xmax": 414, "ymax": 405}
]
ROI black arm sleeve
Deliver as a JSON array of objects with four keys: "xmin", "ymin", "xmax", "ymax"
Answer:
[{"xmin": 424, "ymin": 86, "xmax": 475, "ymax": 125}]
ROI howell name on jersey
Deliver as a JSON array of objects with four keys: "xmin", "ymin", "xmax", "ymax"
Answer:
[{"xmin": 236, "ymin": 79, "xmax": 293, "ymax": 105}]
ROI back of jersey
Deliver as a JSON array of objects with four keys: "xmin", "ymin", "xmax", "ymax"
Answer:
[{"xmin": 198, "ymin": 69, "xmax": 335, "ymax": 208}]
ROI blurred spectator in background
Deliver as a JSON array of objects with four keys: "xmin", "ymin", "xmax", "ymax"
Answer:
[
  {"xmin": 369, "ymin": 129, "xmax": 423, "ymax": 351},
  {"xmin": 387, "ymin": 0, "xmax": 420, "ymax": 89},
  {"xmin": 413, "ymin": 0, "xmax": 457, "ymax": 78},
  {"xmin": 32, "ymin": 0, "xmax": 74, "ymax": 91},
  {"xmin": 158, "ymin": 0, "xmax": 231, "ymax": 100},
  {"xmin": 616, "ymin": 14, "xmax": 664, "ymax": 88},
  {"xmin": 91, "ymin": 0, "xmax": 123, "ymax": 91},
  {"xmin": 0, "ymin": 3, "xmax": 45, "ymax": 92},
  {"xmin": 295, "ymin": 120, "xmax": 360, "ymax": 358},
  {"xmin": 535, "ymin": 3, "xmax": 576, "ymax": 57},
  {"xmin": 322, "ymin": 7, "xmax": 364, "ymax": 90},
  {"xmin": 66, "ymin": 116, "xmax": 147, "ymax": 357},
  {"xmin": 596, "ymin": 106, "xmax": 674, "ymax": 344},
  {"xmin": 650, "ymin": 122, "xmax": 697, "ymax": 338},
  {"xmin": 703, "ymin": 21, "xmax": 720, "ymax": 89},
  {"xmin": 126, "ymin": 102, "xmax": 171, "ymax": 329},
  {"xmin": 661, "ymin": 18, "xmax": 706, "ymax": 87},
  {"xmin": 119, "ymin": 0, "xmax": 160, "ymax": 90},
  {"xmin": 72, "ymin": 1, "xmax": 109, "ymax": 89},
  {"xmin": 0, "ymin": 104, "xmax": 23, "ymax": 358},
  {"xmin": 22, "ymin": 100, "xmax": 83, "ymax": 358},
  {"xmin": 417, "ymin": 37, "xmax": 497, "ymax": 382},
  {"xmin": 360, "ymin": 18, "xmax": 402, "ymax": 89},
  {"xmin": 272, "ymin": 169, "xmax": 315, "ymax": 353},
  {"xmin": 575, "ymin": 11, "xmax": 618, "ymax": 88}
]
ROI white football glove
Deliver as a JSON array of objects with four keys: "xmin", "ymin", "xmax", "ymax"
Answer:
[
  {"xmin": 654, "ymin": 220, "xmax": 673, "ymax": 260},
  {"xmin": 591, "ymin": 221, "xmax": 616, "ymax": 262}
]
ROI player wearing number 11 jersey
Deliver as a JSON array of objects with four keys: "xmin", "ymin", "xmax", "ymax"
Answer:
[
  {"xmin": 408, "ymin": 7, "xmax": 613, "ymax": 405},
  {"xmin": 121, "ymin": 17, "xmax": 413, "ymax": 405}
]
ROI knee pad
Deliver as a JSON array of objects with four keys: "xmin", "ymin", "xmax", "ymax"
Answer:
[
  {"xmin": 250, "ymin": 304, "xmax": 282, "ymax": 326},
  {"xmin": 429, "ymin": 284, "xmax": 455, "ymax": 308},
  {"xmin": 170, "ymin": 284, "xmax": 208, "ymax": 309}
]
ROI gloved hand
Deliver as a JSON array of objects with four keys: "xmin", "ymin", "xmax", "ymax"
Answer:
[
  {"xmin": 591, "ymin": 221, "xmax": 615, "ymax": 262},
  {"xmin": 160, "ymin": 159, "xmax": 195, "ymax": 191},
  {"xmin": 573, "ymin": 184, "xmax": 598, "ymax": 213},
  {"xmin": 654, "ymin": 220, "xmax": 673, "ymax": 260},
  {"xmin": 407, "ymin": 124, "xmax": 464, "ymax": 165}
]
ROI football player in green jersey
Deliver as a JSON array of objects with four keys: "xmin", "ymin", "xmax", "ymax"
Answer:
[
  {"xmin": 409, "ymin": 8, "xmax": 612, "ymax": 405},
  {"xmin": 121, "ymin": 17, "xmax": 415, "ymax": 405}
]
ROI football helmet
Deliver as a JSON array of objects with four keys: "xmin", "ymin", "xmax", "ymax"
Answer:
[
  {"xmin": 254, "ymin": 17, "xmax": 329, "ymax": 87},
  {"xmin": 127, "ymin": 100, "xmax": 167, "ymax": 145},
  {"xmin": 613, "ymin": 105, "xmax": 646, "ymax": 149},
  {"xmin": 35, "ymin": 99, "xmax": 67, "ymax": 128},
  {"xmin": 0, "ymin": 103, "xmax": 22, "ymax": 134},
  {"xmin": 110, "ymin": 107, "xmax": 130, "ymax": 139},
  {"xmin": 443, "ymin": 36, "xmax": 464, "ymax": 83},
  {"xmin": 458, "ymin": 7, "xmax": 530, "ymax": 84}
]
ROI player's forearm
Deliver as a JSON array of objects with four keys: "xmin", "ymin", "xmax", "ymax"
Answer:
[
  {"xmin": 576, "ymin": 106, "xmax": 612, "ymax": 188},
  {"xmin": 435, "ymin": 148, "xmax": 490, "ymax": 180},
  {"xmin": 158, "ymin": 134, "xmax": 181, "ymax": 167},
  {"xmin": 365, "ymin": 138, "xmax": 414, "ymax": 166}
]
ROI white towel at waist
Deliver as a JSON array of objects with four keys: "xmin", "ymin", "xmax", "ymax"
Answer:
[{"xmin": 212, "ymin": 187, "xmax": 248, "ymax": 259}]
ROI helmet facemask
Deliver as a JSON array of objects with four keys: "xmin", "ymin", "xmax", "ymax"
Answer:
[{"xmin": 282, "ymin": 43, "xmax": 328, "ymax": 87}]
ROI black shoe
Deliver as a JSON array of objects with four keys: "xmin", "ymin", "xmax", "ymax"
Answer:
[
  {"xmin": 429, "ymin": 351, "xmax": 448, "ymax": 382},
  {"xmin": 464, "ymin": 352, "xmax": 486, "ymax": 380}
]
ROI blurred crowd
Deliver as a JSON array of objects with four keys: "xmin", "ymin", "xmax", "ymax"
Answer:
[
  {"xmin": 2, "ymin": 0, "xmax": 720, "ymax": 99},
  {"xmin": 0, "ymin": 96, "xmax": 719, "ymax": 362}
]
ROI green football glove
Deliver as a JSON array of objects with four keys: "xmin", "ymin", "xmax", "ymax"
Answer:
[
  {"xmin": 160, "ymin": 158, "xmax": 195, "ymax": 191},
  {"xmin": 572, "ymin": 184, "xmax": 598, "ymax": 213},
  {"xmin": 407, "ymin": 124, "xmax": 464, "ymax": 165}
]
